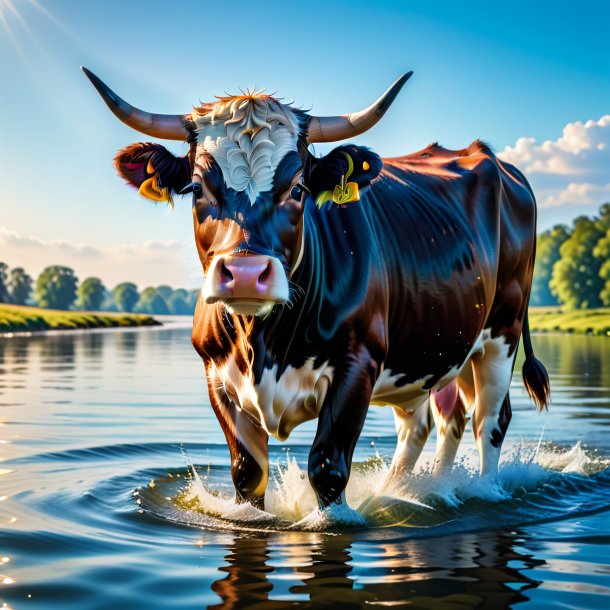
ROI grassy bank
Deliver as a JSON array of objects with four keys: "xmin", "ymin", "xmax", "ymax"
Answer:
[
  {"xmin": 0, "ymin": 304, "xmax": 161, "ymax": 333},
  {"xmin": 529, "ymin": 307, "xmax": 610, "ymax": 336}
]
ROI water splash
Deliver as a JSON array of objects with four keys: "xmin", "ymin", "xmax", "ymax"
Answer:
[{"xmin": 137, "ymin": 442, "xmax": 610, "ymax": 534}]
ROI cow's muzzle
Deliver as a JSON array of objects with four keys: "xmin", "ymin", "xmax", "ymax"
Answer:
[{"xmin": 203, "ymin": 254, "xmax": 289, "ymax": 316}]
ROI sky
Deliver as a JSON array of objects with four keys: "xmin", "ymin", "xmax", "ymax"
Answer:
[{"xmin": 0, "ymin": 0, "xmax": 609, "ymax": 289}]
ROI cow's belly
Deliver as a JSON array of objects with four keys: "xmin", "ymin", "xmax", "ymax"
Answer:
[
  {"xmin": 220, "ymin": 330, "xmax": 491, "ymax": 441},
  {"xmin": 372, "ymin": 328, "xmax": 491, "ymax": 412},
  {"xmin": 220, "ymin": 355, "xmax": 334, "ymax": 441}
]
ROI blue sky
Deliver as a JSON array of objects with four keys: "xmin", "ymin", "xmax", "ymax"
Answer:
[{"xmin": 1, "ymin": 0, "xmax": 609, "ymax": 287}]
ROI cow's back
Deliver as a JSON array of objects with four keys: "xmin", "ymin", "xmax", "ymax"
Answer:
[{"xmin": 360, "ymin": 142, "xmax": 536, "ymax": 390}]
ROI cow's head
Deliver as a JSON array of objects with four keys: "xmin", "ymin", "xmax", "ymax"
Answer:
[{"xmin": 83, "ymin": 68, "xmax": 410, "ymax": 316}]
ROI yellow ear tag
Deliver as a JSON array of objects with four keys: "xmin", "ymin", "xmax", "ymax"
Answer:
[
  {"xmin": 363, "ymin": 161, "xmax": 370, "ymax": 170},
  {"xmin": 138, "ymin": 174, "xmax": 173, "ymax": 207},
  {"xmin": 315, "ymin": 152, "xmax": 360, "ymax": 208}
]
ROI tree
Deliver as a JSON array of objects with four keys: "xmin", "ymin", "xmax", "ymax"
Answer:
[
  {"xmin": 113, "ymin": 282, "xmax": 139, "ymax": 313},
  {"xmin": 35, "ymin": 266, "xmax": 78, "ymax": 310},
  {"xmin": 77, "ymin": 277, "xmax": 106, "ymax": 311},
  {"xmin": 9, "ymin": 267, "xmax": 33, "ymax": 305},
  {"xmin": 0, "ymin": 262, "xmax": 10, "ymax": 303},
  {"xmin": 187, "ymin": 289, "xmax": 200, "ymax": 312},
  {"xmin": 155, "ymin": 285, "xmax": 174, "ymax": 301},
  {"xmin": 550, "ymin": 211, "xmax": 608, "ymax": 309},
  {"xmin": 148, "ymin": 293, "xmax": 170, "ymax": 315},
  {"xmin": 135, "ymin": 287, "xmax": 174, "ymax": 314},
  {"xmin": 167, "ymin": 293, "xmax": 190, "ymax": 315},
  {"xmin": 594, "ymin": 222, "xmax": 610, "ymax": 306},
  {"xmin": 172, "ymin": 288, "xmax": 189, "ymax": 300},
  {"xmin": 530, "ymin": 225, "xmax": 570, "ymax": 306}
]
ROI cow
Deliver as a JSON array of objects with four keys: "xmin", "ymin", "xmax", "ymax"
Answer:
[{"xmin": 83, "ymin": 67, "xmax": 550, "ymax": 511}]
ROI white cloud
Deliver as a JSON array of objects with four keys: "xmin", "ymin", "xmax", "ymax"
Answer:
[
  {"xmin": 499, "ymin": 115, "xmax": 610, "ymax": 211},
  {"xmin": 541, "ymin": 183, "xmax": 610, "ymax": 209},
  {"xmin": 0, "ymin": 228, "xmax": 203, "ymax": 289}
]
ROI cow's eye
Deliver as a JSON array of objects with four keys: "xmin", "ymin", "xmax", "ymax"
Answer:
[{"xmin": 290, "ymin": 184, "xmax": 303, "ymax": 200}]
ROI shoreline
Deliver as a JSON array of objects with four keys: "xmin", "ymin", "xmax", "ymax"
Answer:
[
  {"xmin": 528, "ymin": 307, "xmax": 610, "ymax": 336},
  {"xmin": 2, "ymin": 304, "xmax": 608, "ymax": 338},
  {"xmin": 0, "ymin": 303, "xmax": 165, "ymax": 336}
]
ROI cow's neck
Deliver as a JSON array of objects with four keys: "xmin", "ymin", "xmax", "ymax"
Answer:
[{"xmin": 253, "ymin": 197, "xmax": 375, "ymax": 379}]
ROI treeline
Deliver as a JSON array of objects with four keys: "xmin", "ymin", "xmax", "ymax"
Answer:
[
  {"xmin": 0, "ymin": 263, "xmax": 198, "ymax": 315},
  {"xmin": 532, "ymin": 203, "xmax": 610, "ymax": 309}
]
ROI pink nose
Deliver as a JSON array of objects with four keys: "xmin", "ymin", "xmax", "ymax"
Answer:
[{"xmin": 203, "ymin": 254, "xmax": 289, "ymax": 314}]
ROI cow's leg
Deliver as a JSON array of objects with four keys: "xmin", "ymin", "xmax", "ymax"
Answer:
[
  {"xmin": 431, "ymin": 381, "xmax": 467, "ymax": 476},
  {"xmin": 470, "ymin": 337, "xmax": 514, "ymax": 479},
  {"xmin": 205, "ymin": 364, "xmax": 269, "ymax": 509},
  {"xmin": 308, "ymin": 342, "xmax": 379, "ymax": 508},
  {"xmin": 385, "ymin": 399, "xmax": 433, "ymax": 487}
]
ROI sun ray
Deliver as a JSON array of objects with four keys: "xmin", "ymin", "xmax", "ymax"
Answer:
[
  {"xmin": 0, "ymin": 0, "xmax": 77, "ymax": 59},
  {"xmin": 24, "ymin": 0, "xmax": 75, "ymax": 38},
  {"xmin": 4, "ymin": 0, "xmax": 34, "ymax": 37},
  {"xmin": 0, "ymin": 4, "xmax": 25, "ymax": 58}
]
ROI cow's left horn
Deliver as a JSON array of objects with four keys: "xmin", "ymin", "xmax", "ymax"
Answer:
[
  {"xmin": 306, "ymin": 71, "xmax": 413, "ymax": 143},
  {"xmin": 81, "ymin": 67, "xmax": 188, "ymax": 141}
]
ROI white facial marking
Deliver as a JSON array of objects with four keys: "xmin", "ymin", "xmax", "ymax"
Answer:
[{"xmin": 192, "ymin": 97, "xmax": 299, "ymax": 204}]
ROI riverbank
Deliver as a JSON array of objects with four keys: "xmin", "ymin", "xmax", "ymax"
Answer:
[
  {"xmin": 1, "ymin": 304, "xmax": 607, "ymax": 336},
  {"xmin": 0, "ymin": 304, "xmax": 161, "ymax": 333},
  {"xmin": 529, "ymin": 307, "xmax": 610, "ymax": 336}
]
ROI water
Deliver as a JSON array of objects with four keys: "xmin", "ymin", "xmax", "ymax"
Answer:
[{"xmin": 1, "ymin": 325, "xmax": 610, "ymax": 609}]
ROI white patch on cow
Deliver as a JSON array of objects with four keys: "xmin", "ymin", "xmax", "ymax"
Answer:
[
  {"xmin": 371, "ymin": 368, "xmax": 431, "ymax": 412},
  {"xmin": 470, "ymin": 334, "xmax": 514, "ymax": 477},
  {"xmin": 217, "ymin": 356, "xmax": 334, "ymax": 441},
  {"xmin": 371, "ymin": 328, "xmax": 492, "ymax": 413},
  {"xmin": 191, "ymin": 96, "xmax": 299, "ymax": 204}
]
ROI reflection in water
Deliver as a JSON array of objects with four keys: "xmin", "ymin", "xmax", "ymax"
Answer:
[
  {"xmin": 116, "ymin": 331, "xmax": 138, "ymax": 362},
  {"xmin": 81, "ymin": 332, "xmax": 104, "ymax": 361},
  {"xmin": 531, "ymin": 334, "xmax": 610, "ymax": 390},
  {"xmin": 209, "ymin": 530, "xmax": 545, "ymax": 609},
  {"xmin": 0, "ymin": 326, "xmax": 609, "ymax": 610},
  {"xmin": 40, "ymin": 335, "xmax": 76, "ymax": 369}
]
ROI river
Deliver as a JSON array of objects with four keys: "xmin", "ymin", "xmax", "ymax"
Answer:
[{"xmin": 1, "ymin": 324, "xmax": 609, "ymax": 609}]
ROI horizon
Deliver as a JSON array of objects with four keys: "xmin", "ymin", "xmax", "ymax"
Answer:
[{"xmin": 1, "ymin": 0, "xmax": 609, "ymax": 288}]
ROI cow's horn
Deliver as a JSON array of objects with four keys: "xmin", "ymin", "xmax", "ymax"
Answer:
[
  {"xmin": 81, "ymin": 67, "xmax": 187, "ymax": 141},
  {"xmin": 306, "ymin": 71, "xmax": 413, "ymax": 143}
]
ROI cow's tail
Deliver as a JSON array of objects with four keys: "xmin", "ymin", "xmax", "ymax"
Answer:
[{"xmin": 521, "ymin": 311, "xmax": 550, "ymax": 412}]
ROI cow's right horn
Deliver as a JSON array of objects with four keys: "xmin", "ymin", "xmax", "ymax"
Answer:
[
  {"xmin": 306, "ymin": 71, "xmax": 413, "ymax": 143},
  {"xmin": 82, "ymin": 67, "xmax": 188, "ymax": 141}
]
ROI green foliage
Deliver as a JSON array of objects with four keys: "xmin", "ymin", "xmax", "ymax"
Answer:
[
  {"xmin": 549, "ymin": 207, "xmax": 610, "ymax": 310},
  {"xmin": 77, "ymin": 277, "xmax": 106, "ymax": 311},
  {"xmin": 135, "ymin": 286, "xmax": 195, "ymax": 315},
  {"xmin": 530, "ymin": 225, "xmax": 570, "ymax": 306},
  {"xmin": 113, "ymin": 282, "xmax": 139, "ymax": 313},
  {"xmin": 35, "ymin": 266, "xmax": 78, "ymax": 310},
  {"xmin": 188, "ymin": 289, "xmax": 200, "ymax": 311},
  {"xmin": 167, "ymin": 293, "xmax": 190, "ymax": 315},
  {"xmin": 155, "ymin": 285, "xmax": 174, "ymax": 301},
  {"xmin": 0, "ymin": 262, "xmax": 9, "ymax": 303},
  {"xmin": 8, "ymin": 267, "xmax": 33, "ymax": 305},
  {"xmin": 528, "ymin": 306, "xmax": 610, "ymax": 336},
  {"xmin": 594, "ymin": 227, "xmax": 610, "ymax": 306},
  {"xmin": 148, "ymin": 293, "xmax": 170, "ymax": 315},
  {"xmin": 0, "ymin": 303, "xmax": 159, "ymax": 332}
]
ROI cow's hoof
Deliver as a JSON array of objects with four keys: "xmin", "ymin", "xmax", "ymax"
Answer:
[
  {"xmin": 309, "ymin": 463, "xmax": 347, "ymax": 508},
  {"xmin": 236, "ymin": 492, "xmax": 265, "ymax": 511}
]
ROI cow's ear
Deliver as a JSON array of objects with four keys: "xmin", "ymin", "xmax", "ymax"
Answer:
[
  {"xmin": 114, "ymin": 143, "xmax": 191, "ymax": 205},
  {"xmin": 308, "ymin": 145, "xmax": 382, "ymax": 207},
  {"xmin": 334, "ymin": 145, "xmax": 383, "ymax": 186}
]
